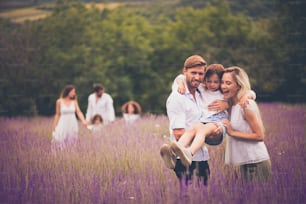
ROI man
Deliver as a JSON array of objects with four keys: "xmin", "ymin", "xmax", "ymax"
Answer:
[
  {"xmin": 161, "ymin": 55, "xmax": 227, "ymax": 188},
  {"xmin": 86, "ymin": 84, "xmax": 115, "ymax": 125}
]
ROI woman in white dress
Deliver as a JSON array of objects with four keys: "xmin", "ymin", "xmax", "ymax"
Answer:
[
  {"xmin": 221, "ymin": 66, "xmax": 272, "ymax": 182},
  {"xmin": 52, "ymin": 85, "xmax": 87, "ymax": 149}
]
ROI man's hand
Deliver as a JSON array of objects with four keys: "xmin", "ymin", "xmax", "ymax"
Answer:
[
  {"xmin": 173, "ymin": 128, "xmax": 185, "ymax": 141},
  {"xmin": 208, "ymin": 100, "xmax": 229, "ymax": 112}
]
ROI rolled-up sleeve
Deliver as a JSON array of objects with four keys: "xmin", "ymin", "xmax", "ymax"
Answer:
[{"xmin": 167, "ymin": 93, "xmax": 186, "ymax": 130}]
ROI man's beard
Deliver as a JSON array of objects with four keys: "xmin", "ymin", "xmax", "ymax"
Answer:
[{"xmin": 189, "ymin": 80, "xmax": 201, "ymax": 89}]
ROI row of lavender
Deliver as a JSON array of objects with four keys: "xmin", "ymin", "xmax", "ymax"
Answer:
[{"xmin": 0, "ymin": 103, "xmax": 305, "ymax": 203}]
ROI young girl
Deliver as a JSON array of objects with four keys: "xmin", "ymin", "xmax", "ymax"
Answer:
[
  {"xmin": 121, "ymin": 101, "xmax": 141, "ymax": 125},
  {"xmin": 87, "ymin": 114, "xmax": 104, "ymax": 135},
  {"xmin": 221, "ymin": 66, "xmax": 271, "ymax": 182}
]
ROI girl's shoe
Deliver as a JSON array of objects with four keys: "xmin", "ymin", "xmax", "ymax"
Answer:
[
  {"xmin": 170, "ymin": 141, "xmax": 192, "ymax": 167},
  {"xmin": 160, "ymin": 144, "xmax": 176, "ymax": 169}
]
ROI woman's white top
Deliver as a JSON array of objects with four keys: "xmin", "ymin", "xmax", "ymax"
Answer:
[
  {"xmin": 52, "ymin": 100, "xmax": 78, "ymax": 142},
  {"xmin": 225, "ymin": 100, "xmax": 270, "ymax": 166}
]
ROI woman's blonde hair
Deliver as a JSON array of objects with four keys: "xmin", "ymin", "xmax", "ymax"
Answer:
[
  {"xmin": 223, "ymin": 66, "xmax": 251, "ymax": 101},
  {"xmin": 224, "ymin": 66, "xmax": 265, "ymax": 132}
]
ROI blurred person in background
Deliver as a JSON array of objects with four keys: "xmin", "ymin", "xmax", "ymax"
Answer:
[
  {"xmin": 121, "ymin": 100, "xmax": 141, "ymax": 125},
  {"xmin": 221, "ymin": 66, "xmax": 272, "ymax": 182},
  {"xmin": 86, "ymin": 84, "xmax": 115, "ymax": 125},
  {"xmin": 87, "ymin": 114, "xmax": 104, "ymax": 136},
  {"xmin": 52, "ymin": 84, "xmax": 87, "ymax": 150}
]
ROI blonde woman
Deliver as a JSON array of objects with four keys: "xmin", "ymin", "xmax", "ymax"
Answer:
[{"xmin": 221, "ymin": 66, "xmax": 272, "ymax": 182}]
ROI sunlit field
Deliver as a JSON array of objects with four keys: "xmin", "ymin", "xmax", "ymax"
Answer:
[
  {"xmin": 0, "ymin": 7, "xmax": 51, "ymax": 23},
  {"xmin": 0, "ymin": 103, "xmax": 305, "ymax": 203},
  {"xmin": 0, "ymin": 2, "xmax": 121, "ymax": 23}
]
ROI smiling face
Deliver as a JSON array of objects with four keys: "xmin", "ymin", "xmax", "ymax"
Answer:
[
  {"xmin": 183, "ymin": 66, "xmax": 205, "ymax": 92},
  {"xmin": 205, "ymin": 73, "xmax": 220, "ymax": 92},
  {"xmin": 68, "ymin": 88, "xmax": 76, "ymax": 100},
  {"xmin": 221, "ymin": 72, "xmax": 240, "ymax": 101},
  {"xmin": 127, "ymin": 103, "xmax": 135, "ymax": 114}
]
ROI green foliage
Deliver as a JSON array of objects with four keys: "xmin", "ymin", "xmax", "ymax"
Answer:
[
  {"xmin": 268, "ymin": 0, "xmax": 306, "ymax": 102},
  {"xmin": 0, "ymin": 0, "xmax": 305, "ymax": 116}
]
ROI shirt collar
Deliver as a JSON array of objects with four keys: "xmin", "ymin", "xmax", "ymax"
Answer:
[
  {"xmin": 196, "ymin": 88, "xmax": 201, "ymax": 94},
  {"xmin": 184, "ymin": 87, "xmax": 202, "ymax": 102}
]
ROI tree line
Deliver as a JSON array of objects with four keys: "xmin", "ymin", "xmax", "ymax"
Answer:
[{"xmin": 0, "ymin": 0, "xmax": 305, "ymax": 116}]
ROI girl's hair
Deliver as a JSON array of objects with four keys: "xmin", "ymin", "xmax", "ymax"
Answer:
[
  {"xmin": 91, "ymin": 114, "xmax": 103, "ymax": 124},
  {"xmin": 61, "ymin": 85, "xmax": 76, "ymax": 98},
  {"xmin": 121, "ymin": 101, "xmax": 142, "ymax": 114},
  {"xmin": 205, "ymin": 64, "xmax": 225, "ymax": 81},
  {"xmin": 223, "ymin": 66, "xmax": 251, "ymax": 101}
]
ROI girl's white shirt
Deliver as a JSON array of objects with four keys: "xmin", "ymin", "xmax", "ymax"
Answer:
[
  {"xmin": 197, "ymin": 85, "xmax": 224, "ymax": 120},
  {"xmin": 123, "ymin": 113, "xmax": 139, "ymax": 124}
]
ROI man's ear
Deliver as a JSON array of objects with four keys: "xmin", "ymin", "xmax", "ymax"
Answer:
[{"xmin": 182, "ymin": 67, "xmax": 187, "ymax": 74}]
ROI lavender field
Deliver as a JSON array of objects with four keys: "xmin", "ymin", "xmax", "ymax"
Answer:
[{"xmin": 0, "ymin": 103, "xmax": 305, "ymax": 204}]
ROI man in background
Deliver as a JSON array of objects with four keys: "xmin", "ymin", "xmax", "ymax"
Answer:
[{"xmin": 86, "ymin": 84, "xmax": 115, "ymax": 125}]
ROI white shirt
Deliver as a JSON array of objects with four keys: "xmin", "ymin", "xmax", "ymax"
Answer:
[
  {"xmin": 172, "ymin": 74, "xmax": 224, "ymax": 120},
  {"xmin": 166, "ymin": 89, "xmax": 209, "ymax": 161},
  {"xmin": 172, "ymin": 74, "xmax": 256, "ymax": 120},
  {"xmin": 198, "ymin": 85, "xmax": 224, "ymax": 120},
  {"xmin": 86, "ymin": 93, "xmax": 115, "ymax": 125},
  {"xmin": 225, "ymin": 100, "xmax": 270, "ymax": 165},
  {"xmin": 123, "ymin": 113, "xmax": 140, "ymax": 125}
]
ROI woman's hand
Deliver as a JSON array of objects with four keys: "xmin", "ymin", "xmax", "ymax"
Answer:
[
  {"xmin": 222, "ymin": 119, "xmax": 234, "ymax": 135},
  {"xmin": 82, "ymin": 120, "xmax": 88, "ymax": 126}
]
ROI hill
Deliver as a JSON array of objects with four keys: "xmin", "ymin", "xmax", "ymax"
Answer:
[{"xmin": 0, "ymin": 2, "xmax": 122, "ymax": 23}]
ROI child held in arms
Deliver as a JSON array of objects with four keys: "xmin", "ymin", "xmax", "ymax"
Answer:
[{"xmin": 167, "ymin": 64, "xmax": 256, "ymax": 167}]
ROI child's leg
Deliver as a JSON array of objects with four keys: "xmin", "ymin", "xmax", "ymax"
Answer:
[
  {"xmin": 177, "ymin": 124, "xmax": 198, "ymax": 147},
  {"xmin": 189, "ymin": 123, "xmax": 219, "ymax": 155}
]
